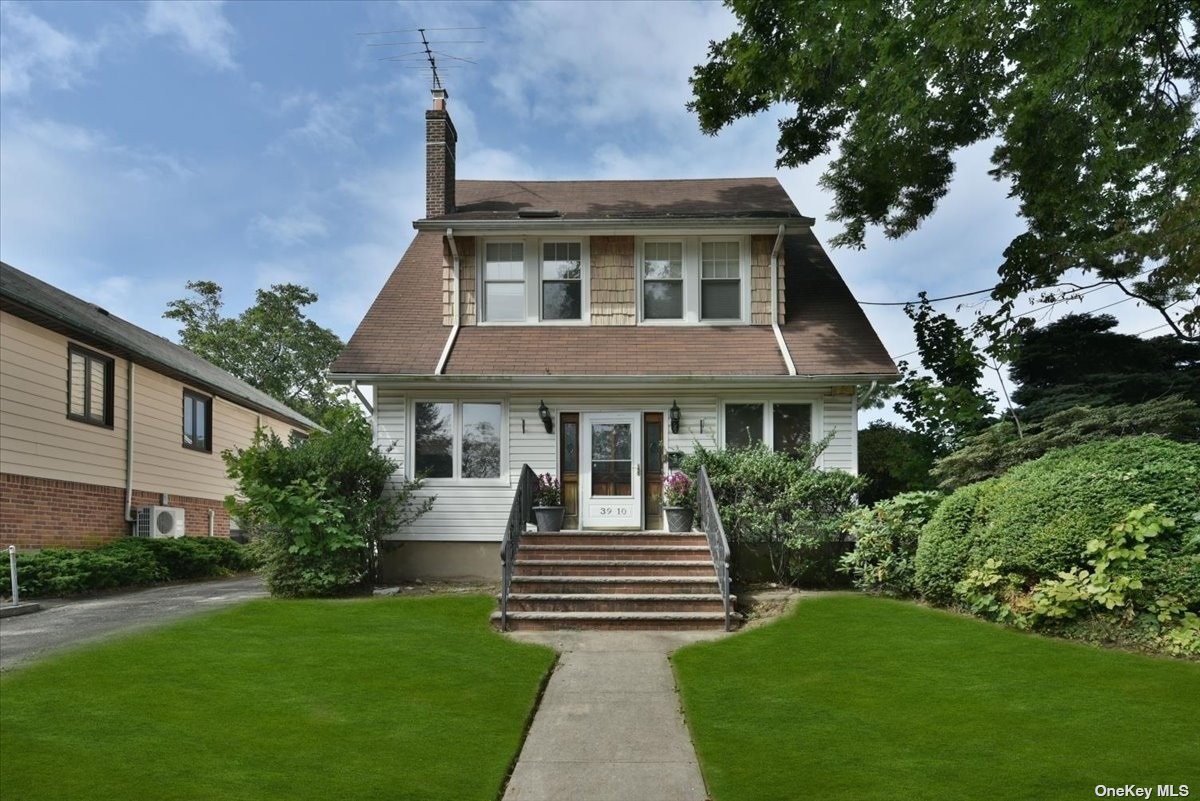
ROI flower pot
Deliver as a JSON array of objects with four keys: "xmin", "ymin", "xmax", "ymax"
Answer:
[
  {"xmin": 664, "ymin": 506, "xmax": 694, "ymax": 533},
  {"xmin": 533, "ymin": 506, "xmax": 566, "ymax": 533}
]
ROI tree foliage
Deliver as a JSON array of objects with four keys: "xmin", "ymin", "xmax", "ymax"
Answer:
[
  {"xmin": 691, "ymin": 1, "xmax": 1200, "ymax": 342},
  {"xmin": 1008, "ymin": 314, "xmax": 1200, "ymax": 421},
  {"xmin": 856, "ymin": 421, "xmax": 938, "ymax": 504},
  {"xmin": 165, "ymin": 281, "xmax": 345, "ymax": 422}
]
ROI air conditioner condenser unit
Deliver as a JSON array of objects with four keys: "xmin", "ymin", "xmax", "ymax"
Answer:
[{"xmin": 135, "ymin": 506, "xmax": 186, "ymax": 538}]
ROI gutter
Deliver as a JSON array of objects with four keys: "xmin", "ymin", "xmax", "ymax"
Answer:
[
  {"xmin": 770, "ymin": 224, "xmax": 797, "ymax": 376},
  {"xmin": 434, "ymin": 228, "xmax": 460, "ymax": 376},
  {"xmin": 412, "ymin": 216, "xmax": 815, "ymax": 233},
  {"xmin": 330, "ymin": 373, "xmax": 900, "ymax": 390},
  {"xmin": 124, "ymin": 361, "xmax": 136, "ymax": 525}
]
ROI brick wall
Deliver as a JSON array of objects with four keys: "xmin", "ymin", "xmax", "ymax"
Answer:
[
  {"xmin": 425, "ymin": 108, "xmax": 457, "ymax": 218},
  {"xmin": 0, "ymin": 472, "xmax": 232, "ymax": 550}
]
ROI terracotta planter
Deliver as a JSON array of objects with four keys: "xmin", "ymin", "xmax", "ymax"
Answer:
[
  {"xmin": 664, "ymin": 506, "xmax": 694, "ymax": 533},
  {"xmin": 533, "ymin": 506, "xmax": 566, "ymax": 533}
]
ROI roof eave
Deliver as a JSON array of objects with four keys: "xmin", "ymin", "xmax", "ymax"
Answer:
[
  {"xmin": 412, "ymin": 215, "xmax": 815, "ymax": 232},
  {"xmin": 329, "ymin": 371, "xmax": 899, "ymax": 387}
]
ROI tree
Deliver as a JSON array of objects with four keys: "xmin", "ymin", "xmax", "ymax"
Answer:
[
  {"xmin": 690, "ymin": 1, "xmax": 1200, "ymax": 344},
  {"xmin": 857, "ymin": 422, "xmax": 938, "ymax": 504},
  {"xmin": 165, "ymin": 281, "xmax": 345, "ymax": 422},
  {"xmin": 1007, "ymin": 314, "xmax": 1200, "ymax": 421}
]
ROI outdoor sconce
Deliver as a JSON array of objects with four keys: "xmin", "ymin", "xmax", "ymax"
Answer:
[
  {"xmin": 670, "ymin": 400, "xmax": 681, "ymax": 434},
  {"xmin": 538, "ymin": 400, "xmax": 554, "ymax": 433}
]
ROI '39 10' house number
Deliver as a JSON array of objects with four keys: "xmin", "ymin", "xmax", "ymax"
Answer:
[{"xmin": 598, "ymin": 507, "xmax": 628, "ymax": 516}]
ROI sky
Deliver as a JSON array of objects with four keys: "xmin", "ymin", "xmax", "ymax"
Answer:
[{"xmin": 0, "ymin": 0, "xmax": 1176, "ymax": 423}]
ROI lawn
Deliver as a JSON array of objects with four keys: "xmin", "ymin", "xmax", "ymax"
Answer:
[
  {"xmin": 672, "ymin": 594, "xmax": 1200, "ymax": 801},
  {"xmin": 0, "ymin": 596, "xmax": 555, "ymax": 801}
]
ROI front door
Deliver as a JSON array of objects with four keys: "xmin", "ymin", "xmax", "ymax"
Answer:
[{"xmin": 580, "ymin": 412, "xmax": 641, "ymax": 528}]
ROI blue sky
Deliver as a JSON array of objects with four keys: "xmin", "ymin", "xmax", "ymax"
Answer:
[{"xmin": 0, "ymin": 0, "xmax": 1173, "ymax": 419}]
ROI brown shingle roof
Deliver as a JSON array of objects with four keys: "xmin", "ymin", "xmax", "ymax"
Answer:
[
  {"xmin": 433, "ymin": 178, "xmax": 806, "ymax": 222},
  {"xmin": 330, "ymin": 229, "xmax": 897, "ymax": 380}
]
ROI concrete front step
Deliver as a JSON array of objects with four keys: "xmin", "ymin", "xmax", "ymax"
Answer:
[
  {"xmin": 510, "ymin": 576, "xmax": 721, "ymax": 595},
  {"xmin": 519, "ymin": 544, "xmax": 711, "ymax": 561},
  {"xmin": 513, "ymin": 559, "xmax": 716, "ymax": 577},
  {"xmin": 503, "ymin": 592, "xmax": 734, "ymax": 613},
  {"xmin": 490, "ymin": 610, "xmax": 732, "ymax": 631},
  {"xmin": 521, "ymin": 532, "xmax": 708, "ymax": 547}
]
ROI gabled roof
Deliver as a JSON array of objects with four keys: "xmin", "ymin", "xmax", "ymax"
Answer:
[
  {"xmin": 421, "ymin": 177, "xmax": 812, "ymax": 224},
  {"xmin": 0, "ymin": 261, "xmax": 317, "ymax": 430},
  {"xmin": 330, "ymin": 228, "xmax": 897, "ymax": 380}
]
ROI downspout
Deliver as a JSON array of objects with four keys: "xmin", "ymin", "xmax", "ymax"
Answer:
[
  {"xmin": 435, "ymin": 227, "xmax": 460, "ymax": 375},
  {"xmin": 124, "ymin": 361, "xmax": 136, "ymax": 528},
  {"xmin": 770, "ymin": 224, "xmax": 797, "ymax": 376},
  {"xmin": 350, "ymin": 379, "xmax": 374, "ymax": 415}
]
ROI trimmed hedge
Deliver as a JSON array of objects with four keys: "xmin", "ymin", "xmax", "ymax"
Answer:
[
  {"xmin": 914, "ymin": 436, "xmax": 1200, "ymax": 603},
  {"xmin": 2, "ymin": 537, "xmax": 256, "ymax": 598},
  {"xmin": 840, "ymin": 491, "xmax": 944, "ymax": 596}
]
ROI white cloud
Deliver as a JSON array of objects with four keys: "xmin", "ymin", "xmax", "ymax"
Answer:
[
  {"xmin": 144, "ymin": 0, "xmax": 237, "ymax": 71},
  {"xmin": 0, "ymin": 2, "xmax": 106, "ymax": 96},
  {"xmin": 249, "ymin": 208, "xmax": 330, "ymax": 248}
]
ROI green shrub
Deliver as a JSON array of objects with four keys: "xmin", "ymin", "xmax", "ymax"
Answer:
[
  {"xmin": 679, "ymin": 440, "xmax": 864, "ymax": 586},
  {"xmin": 914, "ymin": 436, "xmax": 1200, "ymax": 601},
  {"xmin": 2, "ymin": 536, "xmax": 255, "ymax": 598},
  {"xmin": 839, "ymin": 491, "xmax": 943, "ymax": 596},
  {"xmin": 224, "ymin": 413, "xmax": 432, "ymax": 598}
]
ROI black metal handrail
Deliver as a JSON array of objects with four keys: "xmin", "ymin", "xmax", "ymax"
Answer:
[
  {"xmin": 499, "ymin": 464, "xmax": 537, "ymax": 631},
  {"xmin": 696, "ymin": 465, "xmax": 733, "ymax": 631}
]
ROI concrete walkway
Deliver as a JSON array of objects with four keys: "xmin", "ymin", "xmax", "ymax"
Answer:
[
  {"xmin": 0, "ymin": 575, "xmax": 266, "ymax": 672},
  {"xmin": 503, "ymin": 629, "xmax": 727, "ymax": 801}
]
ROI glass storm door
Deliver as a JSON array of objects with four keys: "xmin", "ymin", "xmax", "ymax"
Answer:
[{"xmin": 580, "ymin": 413, "xmax": 641, "ymax": 528}]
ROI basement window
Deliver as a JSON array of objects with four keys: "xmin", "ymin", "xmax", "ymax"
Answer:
[{"xmin": 67, "ymin": 344, "xmax": 114, "ymax": 428}]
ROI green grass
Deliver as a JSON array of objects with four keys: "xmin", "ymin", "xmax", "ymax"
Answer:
[
  {"xmin": 0, "ymin": 596, "xmax": 555, "ymax": 801},
  {"xmin": 673, "ymin": 594, "xmax": 1200, "ymax": 801}
]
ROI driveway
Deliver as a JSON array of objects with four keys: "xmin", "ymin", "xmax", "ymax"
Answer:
[{"xmin": 0, "ymin": 575, "xmax": 266, "ymax": 672}]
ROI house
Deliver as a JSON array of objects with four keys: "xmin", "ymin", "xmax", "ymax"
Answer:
[
  {"xmin": 0, "ymin": 261, "xmax": 317, "ymax": 549},
  {"xmin": 331, "ymin": 88, "xmax": 897, "ymax": 596}
]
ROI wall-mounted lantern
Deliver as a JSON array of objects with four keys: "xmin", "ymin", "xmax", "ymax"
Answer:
[
  {"xmin": 670, "ymin": 400, "xmax": 681, "ymax": 434},
  {"xmin": 538, "ymin": 400, "xmax": 554, "ymax": 433}
]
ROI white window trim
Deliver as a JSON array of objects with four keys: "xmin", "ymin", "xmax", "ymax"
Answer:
[
  {"xmin": 479, "ymin": 239, "xmax": 529, "ymax": 325},
  {"xmin": 537, "ymin": 237, "xmax": 591, "ymax": 325},
  {"xmin": 718, "ymin": 398, "xmax": 826, "ymax": 467},
  {"xmin": 409, "ymin": 398, "xmax": 509, "ymax": 486},
  {"xmin": 636, "ymin": 235, "xmax": 750, "ymax": 326}
]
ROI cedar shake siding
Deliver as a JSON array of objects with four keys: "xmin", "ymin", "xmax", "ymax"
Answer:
[
  {"xmin": 750, "ymin": 233, "xmax": 785, "ymax": 324},
  {"xmin": 589, "ymin": 236, "xmax": 636, "ymax": 326},
  {"xmin": 441, "ymin": 236, "xmax": 477, "ymax": 326}
]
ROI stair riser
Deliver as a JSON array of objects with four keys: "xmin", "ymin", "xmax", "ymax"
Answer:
[
  {"xmin": 499, "ymin": 618, "xmax": 726, "ymax": 632},
  {"xmin": 514, "ymin": 563, "xmax": 716, "ymax": 577},
  {"xmin": 519, "ymin": 548, "xmax": 708, "ymax": 561},
  {"xmin": 506, "ymin": 598, "xmax": 726, "ymax": 613},
  {"xmin": 511, "ymin": 581, "xmax": 719, "ymax": 594},
  {"xmin": 521, "ymin": 535, "xmax": 708, "ymax": 547}
]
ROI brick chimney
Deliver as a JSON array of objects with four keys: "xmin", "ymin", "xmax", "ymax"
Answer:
[{"xmin": 425, "ymin": 88, "xmax": 457, "ymax": 218}]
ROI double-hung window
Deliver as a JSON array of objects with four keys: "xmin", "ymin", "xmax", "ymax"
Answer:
[
  {"xmin": 722, "ymin": 402, "xmax": 813, "ymax": 457},
  {"xmin": 483, "ymin": 242, "xmax": 525, "ymax": 322},
  {"xmin": 700, "ymin": 241, "xmax": 741, "ymax": 320},
  {"xmin": 182, "ymin": 390, "xmax": 213, "ymax": 453},
  {"xmin": 67, "ymin": 344, "xmax": 114, "ymax": 427},
  {"xmin": 642, "ymin": 241, "xmax": 684, "ymax": 320},
  {"xmin": 413, "ymin": 400, "xmax": 504, "ymax": 480},
  {"xmin": 541, "ymin": 242, "xmax": 582, "ymax": 320}
]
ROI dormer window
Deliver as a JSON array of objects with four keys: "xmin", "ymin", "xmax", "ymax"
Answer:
[
  {"xmin": 541, "ymin": 242, "xmax": 582, "ymax": 320},
  {"xmin": 483, "ymin": 242, "xmax": 525, "ymax": 322},
  {"xmin": 700, "ymin": 240, "xmax": 741, "ymax": 321},
  {"xmin": 642, "ymin": 241, "xmax": 684, "ymax": 320}
]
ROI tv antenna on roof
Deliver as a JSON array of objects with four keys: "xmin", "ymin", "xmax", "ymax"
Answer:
[{"xmin": 357, "ymin": 26, "xmax": 483, "ymax": 91}]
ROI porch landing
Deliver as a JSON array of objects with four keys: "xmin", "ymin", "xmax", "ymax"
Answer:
[{"xmin": 492, "ymin": 531, "xmax": 738, "ymax": 631}]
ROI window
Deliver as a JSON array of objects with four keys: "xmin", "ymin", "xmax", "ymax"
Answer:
[
  {"xmin": 642, "ymin": 241, "xmax": 683, "ymax": 320},
  {"xmin": 701, "ymin": 241, "xmax": 741, "ymax": 320},
  {"xmin": 414, "ymin": 400, "xmax": 504, "ymax": 480},
  {"xmin": 483, "ymin": 242, "xmax": 525, "ymax": 322},
  {"xmin": 724, "ymin": 403, "xmax": 763, "ymax": 449},
  {"xmin": 772, "ymin": 403, "xmax": 813, "ymax": 457},
  {"xmin": 541, "ymin": 242, "xmax": 582, "ymax": 320},
  {"xmin": 722, "ymin": 402, "xmax": 814, "ymax": 455},
  {"xmin": 67, "ymin": 345, "xmax": 113, "ymax": 427},
  {"xmin": 182, "ymin": 390, "xmax": 213, "ymax": 452}
]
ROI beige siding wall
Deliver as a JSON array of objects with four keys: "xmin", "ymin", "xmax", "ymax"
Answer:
[
  {"xmin": 750, "ymin": 234, "xmax": 786, "ymax": 324},
  {"xmin": 372, "ymin": 384, "xmax": 856, "ymax": 543},
  {"xmin": 589, "ymin": 236, "xmax": 636, "ymax": 325},
  {"xmin": 0, "ymin": 309, "xmax": 301, "ymax": 502},
  {"xmin": 441, "ymin": 235, "xmax": 477, "ymax": 326}
]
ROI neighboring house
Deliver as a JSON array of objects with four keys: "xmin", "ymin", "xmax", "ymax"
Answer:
[
  {"xmin": 0, "ymin": 261, "xmax": 317, "ymax": 549},
  {"xmin": 330, "ymin": 90, "xmax": 897, "ymax": 583}
]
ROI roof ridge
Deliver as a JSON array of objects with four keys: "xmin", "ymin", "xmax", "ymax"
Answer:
[{"xmin": 456, "ymin": 176, "xmax": 781, "ymax": 184}]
